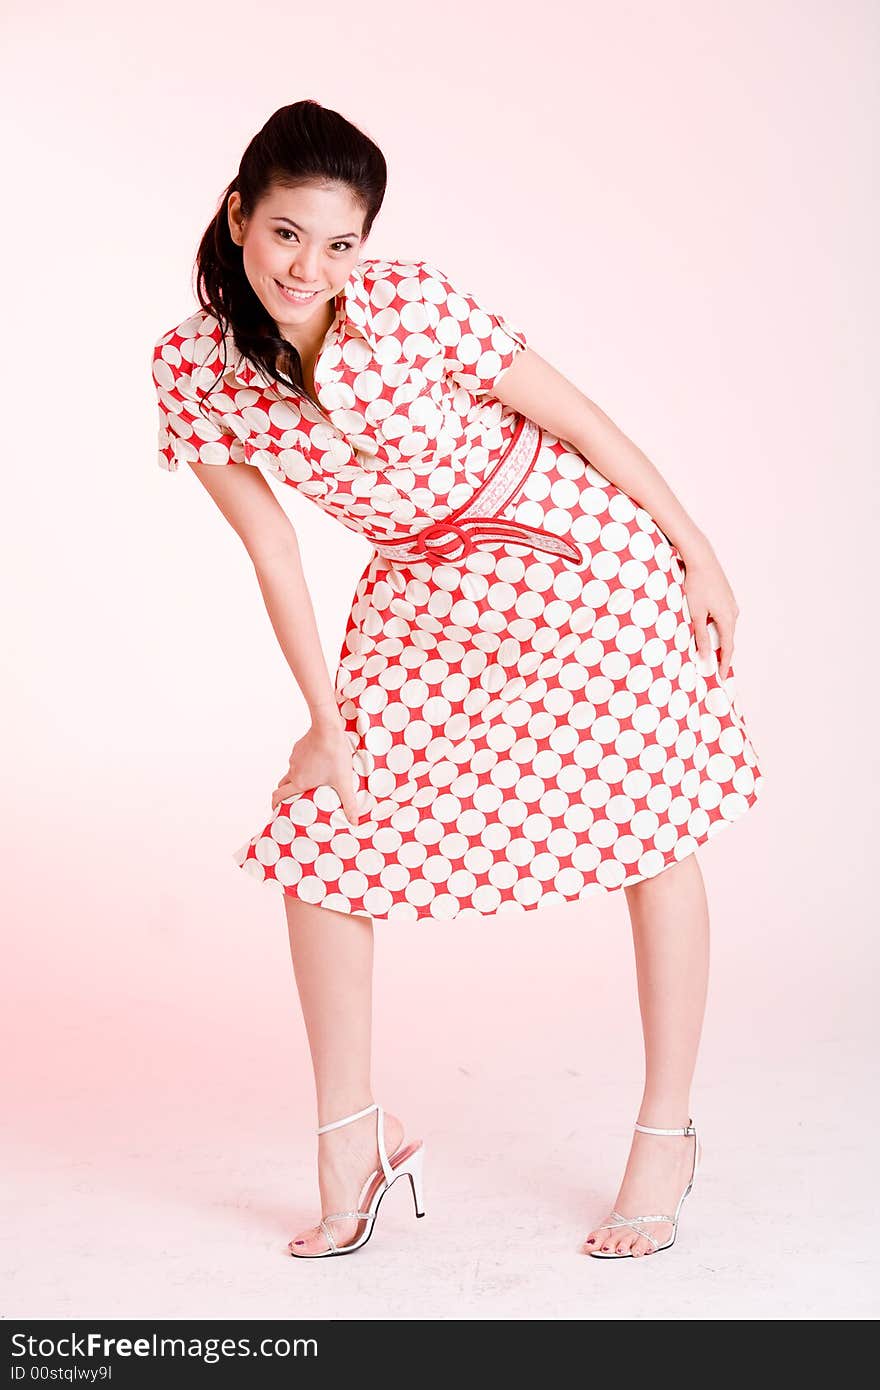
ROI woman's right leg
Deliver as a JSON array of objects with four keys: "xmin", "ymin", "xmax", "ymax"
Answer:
[{"xmin": 283, "ymin": 896, "xmax": 404, "ymax": 1255}]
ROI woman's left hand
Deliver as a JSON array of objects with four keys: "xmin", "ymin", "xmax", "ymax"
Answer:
[{"xmin": 678, "ymin": 541, "xmax": 739, "ymax": 680}]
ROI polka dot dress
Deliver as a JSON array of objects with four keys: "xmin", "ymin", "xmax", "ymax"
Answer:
[{"xmin": 152, "ymin": 257, "xmax": 764, "ymax": 922}]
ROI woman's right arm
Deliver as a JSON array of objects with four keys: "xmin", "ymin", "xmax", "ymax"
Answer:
[{"xmin": 186, "ymin": 460, "xmax": 360, "ymax": 825}]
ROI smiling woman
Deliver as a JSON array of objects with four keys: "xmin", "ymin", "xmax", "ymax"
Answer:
[{"xmin": 151, "ymin": 97, "xmax": 765, "ymax": 1265}]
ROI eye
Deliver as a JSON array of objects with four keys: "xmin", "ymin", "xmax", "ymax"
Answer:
[{"xmin": 275, "ymin": 229, "xmax": 353, "ymax": 253}]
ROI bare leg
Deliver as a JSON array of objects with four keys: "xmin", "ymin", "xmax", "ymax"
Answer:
[
  {"xmin": 283, "ymin": 897, "xmax": 404, "ymax": 1255},
  {"xmin": 583, "ymin": 852, "xmax": 709, "ymax": 1257}
]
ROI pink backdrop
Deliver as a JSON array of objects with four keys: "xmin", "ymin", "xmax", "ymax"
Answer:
[{"xmin": 3, "ymin": 0, "xmax": 877, "ymax": 1319}]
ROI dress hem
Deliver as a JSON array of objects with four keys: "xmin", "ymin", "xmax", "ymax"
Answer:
[{"xmin": 232, "ymin": 781, "xmax": 763, "ymax": 924}]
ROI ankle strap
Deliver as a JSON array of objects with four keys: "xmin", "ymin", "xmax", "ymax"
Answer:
[
  {"xmin": 635, "ymin": 1119, "xmax": 695, "ymax": 1136},
  {"xmin": 317, "ymin": 1102, "xmax": 378, "ymax": 1134},
  {"xmin": 316, "ymin": 1101, "xmax": 396, "ymax": 1186}
]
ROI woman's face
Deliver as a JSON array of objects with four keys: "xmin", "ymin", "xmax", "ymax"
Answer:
[{"xmin": 228, "ymin": 181, "xmax": 367, "ymax": 337}]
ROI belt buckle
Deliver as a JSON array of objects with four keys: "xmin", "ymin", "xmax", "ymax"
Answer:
[{"xmin": 415, "ymin": 519, "xmax": 476, "ymax": 561}]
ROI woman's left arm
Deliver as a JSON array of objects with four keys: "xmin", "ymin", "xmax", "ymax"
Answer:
[{"xmin": 493, "ymin": 348, "xmax": 740, "ymax": 678}]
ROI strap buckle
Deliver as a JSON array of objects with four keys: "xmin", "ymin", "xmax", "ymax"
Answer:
[{"xmin": 414, "ymin": 519, "xmax": 477, "ymax": 561}]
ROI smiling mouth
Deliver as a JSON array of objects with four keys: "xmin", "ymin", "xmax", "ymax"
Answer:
[{"xmin": 274, "ymin": 280, "xmax": 322, "ymax": 303}]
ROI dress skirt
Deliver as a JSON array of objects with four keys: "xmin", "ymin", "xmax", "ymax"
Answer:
[{"xmin": 233, "ymin": 425, "xmax": 763, "ymax": 922}]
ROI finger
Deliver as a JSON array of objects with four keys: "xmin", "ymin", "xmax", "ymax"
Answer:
[
  {"xmin": 272, "ymin": 780, "xmax": 302, "ymax": 811},
  {"xmin": 691, "ymin": 610, "xmax": 712, "ymax": 664},
  {"xmin": 338, "ymin": 782, "xmax": 359, "ymax": 826},
  {"xmin": 719, "ymin": 617, "xmax": 736, "ymax": 678}
]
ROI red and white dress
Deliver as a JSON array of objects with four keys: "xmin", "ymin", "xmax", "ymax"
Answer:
[{"xmin": 152, "ymin": 257, "xmax": 764, "ymax": 922}]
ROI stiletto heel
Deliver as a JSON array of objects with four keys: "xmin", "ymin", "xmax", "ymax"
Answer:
[
  {"xmin": 288, "ymin": 1101, "xmax": 426, "ymax": 1258},
  {"xmin": 401, "ymin": 1142, "xmax": 426, "ymax": 1216},
  {"xmin": 588, "ymin": 1118, "xmax": 701, "ymax": 1259}
]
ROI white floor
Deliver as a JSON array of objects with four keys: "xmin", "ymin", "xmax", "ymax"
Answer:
[
  {"xmin": 4, "ymin": 1022, "xmax": 877, "ymax": 1320},
  {"xmin": 4, "ymin": 837, "xmax": 876, "ymax": 1322}
]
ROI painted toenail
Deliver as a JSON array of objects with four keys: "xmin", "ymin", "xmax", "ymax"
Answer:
[
  {"xmin": 601, "ymin": 1245, "xmax": 609, "ymax": 1250},
  {"xmin": 294, "ymin": 1240, "xmax": 305, "ymax": 1245},
  {"xmin": 586, "ymin": 1238, "xmax": 595, "ymax": 1244}
]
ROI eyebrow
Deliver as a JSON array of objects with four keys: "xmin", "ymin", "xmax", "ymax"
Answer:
[{"xmin": 270, "ymin": 216, "xmax": 358, "ymax": 238}]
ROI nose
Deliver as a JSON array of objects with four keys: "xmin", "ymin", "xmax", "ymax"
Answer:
[{"xmin": 289, "ymin": 246, "xmax": 323, "ymax": 286}]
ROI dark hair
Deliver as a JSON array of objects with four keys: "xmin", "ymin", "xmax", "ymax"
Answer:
[{"xmin": 194, "ymin": 99, "xmax": 387, "ymax": 404}]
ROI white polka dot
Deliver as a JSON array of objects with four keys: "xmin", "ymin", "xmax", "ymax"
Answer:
[{"xmin": 270, "ymin": 815, "xmax": 295, "ymax": 844}]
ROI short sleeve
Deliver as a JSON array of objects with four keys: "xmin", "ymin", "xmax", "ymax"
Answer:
[
  {"xmin": 151, "ymin": 335, "xmax": 248, "ymax": 472},
  {"xmin": 416, "ymin": 259, "xmax": 528, "ymax": 396}
]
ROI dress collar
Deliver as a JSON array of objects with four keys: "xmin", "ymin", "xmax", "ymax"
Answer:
[{"xmin": 220, "ymin": 262, "xmax": 374, "ymax": 388}]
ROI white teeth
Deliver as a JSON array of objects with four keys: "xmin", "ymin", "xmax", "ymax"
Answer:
[{"xmin": 277, "ymin": 282, "xmax": 318, "ymax": 300}]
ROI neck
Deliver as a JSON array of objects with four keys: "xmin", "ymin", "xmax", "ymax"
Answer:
[{"xmin": 278, "ymin": 295, "xmax": 337, "ymax": 362}]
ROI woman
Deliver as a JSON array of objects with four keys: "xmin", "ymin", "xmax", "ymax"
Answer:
[{"xmin": 151, "ymin": 100, "xmax": 763, "ymax": 1261}]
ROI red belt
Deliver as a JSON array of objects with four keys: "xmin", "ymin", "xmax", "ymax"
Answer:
[{"xmin": 369, "ymin": 417, "xmax": 584, "ymax": 568}]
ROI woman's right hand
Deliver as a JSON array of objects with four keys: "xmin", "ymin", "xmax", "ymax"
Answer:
[{"xmin": 271, "ymin": 713, "xmax": 360, "ymax": 825}]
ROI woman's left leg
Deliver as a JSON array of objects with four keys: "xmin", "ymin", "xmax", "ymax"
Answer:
[{"xmin": 583, "ymin": 852, "xmax": 710, "ymax": 1257}]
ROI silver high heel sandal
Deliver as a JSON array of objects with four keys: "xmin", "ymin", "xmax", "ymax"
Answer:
[
  {"xmin": 588, "ymin": 1118, "xmax": 701, "ymax": 1259},
  {"xmin": 288, "ymin": 1101, "xmax": 426, "ymax": 1259}
]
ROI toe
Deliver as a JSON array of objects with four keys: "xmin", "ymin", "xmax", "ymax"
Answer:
[
  {"xmin": 630, "ymin": 1235, "xmax": 653, "ymax": 1257},
  {"xmin": 584, "ymin": 1219, "xmax": 614, "ymax": 1250},
  {"xmin": 590, "ymin": 1234, "xmax": 609, "ymax": 1251},
  {"xmin": 615, "ymin": 1229, "xmax": 636, "ymax": 1255},
  {"xmin": 288, "ymin": 1224, "xmax": 330, "ymax": 1257}
]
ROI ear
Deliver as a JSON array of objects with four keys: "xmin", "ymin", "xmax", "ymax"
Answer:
[{"xmin": 227, "ymin": 191, "xmax": 244, "ymax": 247}]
